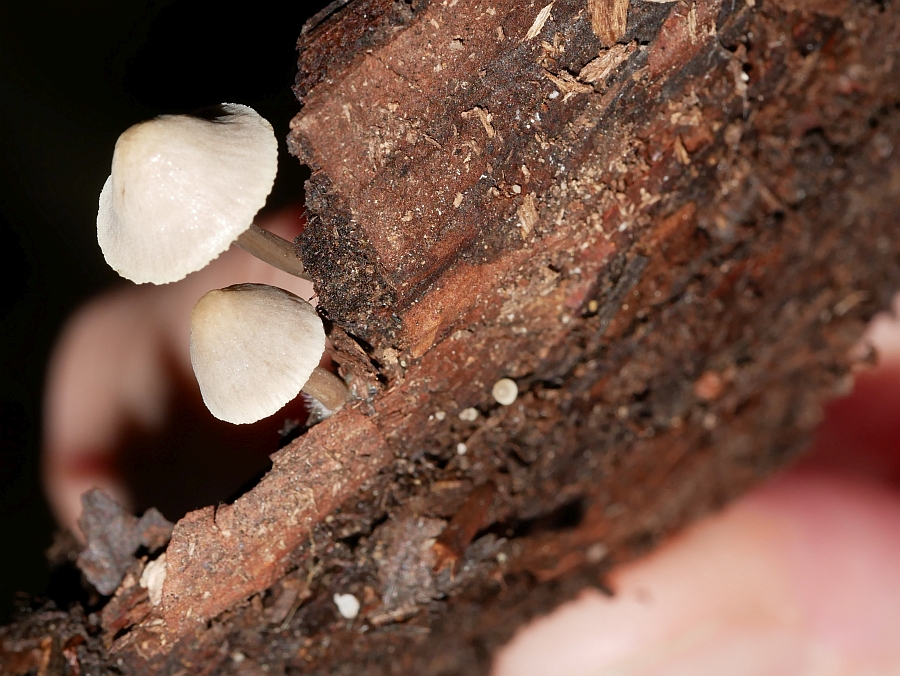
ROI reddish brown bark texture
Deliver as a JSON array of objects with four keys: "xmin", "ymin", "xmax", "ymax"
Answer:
[{"xmin": 3, "ymin": 0, "xmax": 900, "ymax": 673}]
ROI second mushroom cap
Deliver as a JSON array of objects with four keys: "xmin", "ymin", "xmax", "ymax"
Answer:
[{"xmin": 190, "ymin": 283, "xmax": 325, "ymax": 425}]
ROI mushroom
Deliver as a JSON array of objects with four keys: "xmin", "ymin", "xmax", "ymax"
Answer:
[
  {"xmin": 97, "ymin": 103, "xmax": 308, "ymax": 284},
  {"xmin": 491, "ymin": 378, "xmax": 519, "ymax": 405},
  {"xmin": 333, "ymin": 593, "xmax": 361, "ymax": 619},
  {"xmin": 190, "ymin": 283, "xmax": 348, "ymax": 424}
]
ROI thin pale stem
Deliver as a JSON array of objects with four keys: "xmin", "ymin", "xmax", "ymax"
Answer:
[
  {"xmin": 235, "ymin": 223, "xmax": 311, "ymax": 281},
  {"xmin": 302, "ymin": 366, "xmax": 350, "ymax": 412}
]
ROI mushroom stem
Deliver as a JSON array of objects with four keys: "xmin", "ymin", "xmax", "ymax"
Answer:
[
  {"xmin": 235, "ymin": 223, "xmax": 311, "ymax": 281},
  {"xmin": 302, "ymin": 366, "xmax": 350, "ymax": 412}
]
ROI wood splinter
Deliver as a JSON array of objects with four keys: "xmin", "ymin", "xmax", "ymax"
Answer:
[{"xmin": 432, "ymin": 481, "xmax": 497, "ymax": 574}]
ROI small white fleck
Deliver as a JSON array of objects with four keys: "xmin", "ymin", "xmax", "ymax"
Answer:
[
  {"xmin": 456, "ymin": 442, "xmax": 468, "ymax": 455},
  {"xmin": 333, "ymin": 593, "xmax": 360, "ymax": 619},
  {"xmin": 459, "ymin": 407, "xmax": 479, "ymax": 422},
  {"xmin": 586, "ymin": 543, "xmax": 608, "ymax": 563},
  {"xmin": 549, "ymin": 90, "xmax": 560, "ymax": 99},
  {"xmin": 511, "ymin": 184, "xmax": 522, "ymax": 194},
  {"xmin": 434, "ymin": 410, "xmax": 446, "ymax": 421},
  {"xmin": 231, "ymin": 652, "xmax": 246, "ymax": 664}
]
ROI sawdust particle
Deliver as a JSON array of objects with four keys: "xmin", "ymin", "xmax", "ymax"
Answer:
[
  {"xmin": 688, "ymin": 4, "xmax": 699, "ymax": 43},
  {"xmin": 674, "ymin": 136, "xmax": 691, "ymax": 165},
  {"xmin": 462, "ymin": 107, "xmax": 495, "ymax": 138}
]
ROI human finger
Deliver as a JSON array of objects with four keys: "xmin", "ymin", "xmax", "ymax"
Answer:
[
  {"xmin": 42, "ymin": 207, "xmax": 314, "ymax": 534},
  {"xmin": 495, "ymin": 298, "xmax": 900, "ymax": 675}
]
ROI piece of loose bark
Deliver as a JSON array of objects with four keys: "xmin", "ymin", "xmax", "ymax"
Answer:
[
  {"xmin": 3, "ymin": 0, "xmax": 900, "ymax": 673},
  {"xmin": 75, "ymin": 490, "xmax": 173, "ymax": 596},
  {"xmin": 159, "ymin": 410, "xmax": 391, "ymax": 635},
  {"xmin": 432, "ymin": 482, "xmax": 496, "ymax": 574}
]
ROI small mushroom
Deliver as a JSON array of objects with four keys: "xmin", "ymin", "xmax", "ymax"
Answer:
[
  {"xmin": 97, "ymin": 103, "xmax": 307, "ymax": 284},
  {"xmin": 492, "ymin": 378, "xmax": 519, "ymax": 405},
  {"xmin": 333, "ymin": 593, "xmax": 360, "ymax": 619},
  {"xmin": 190, "ymin": 283, "xmax": 348, "ymax": 424}
]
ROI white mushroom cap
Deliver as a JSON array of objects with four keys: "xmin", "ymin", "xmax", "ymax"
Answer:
[
  {"xmin": 97, "ymin": 104, "xmax": 278, "ymax": 284},
  {"xmin": 492, "ymin": 378, "xmax": 518, "ymax": 406},
  {"xmin": 190, "ymin": 283, "xmax": 325, "ymax": 424}
]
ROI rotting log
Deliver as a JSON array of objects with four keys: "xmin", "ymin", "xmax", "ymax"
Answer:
[{"xmin": 3, "ymin": 0, "xmax": 900, "ymax": 673}]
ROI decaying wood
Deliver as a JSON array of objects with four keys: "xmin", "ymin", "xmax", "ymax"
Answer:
[
  {"xmin": 589, "ymin": 0, "xmax": 631, "ymax": 45},
  {"xmin": 3, "ymin": 0, "xmax": 900, "ymax": 673},
  {"xmin": 161, "ymin": 411, "xmax": 391, "ymax": 635}
]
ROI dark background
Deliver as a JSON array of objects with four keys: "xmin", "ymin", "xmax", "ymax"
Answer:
[{"xmin": 0, "ymin": 0, "xmax": 328, "ymax": 621}]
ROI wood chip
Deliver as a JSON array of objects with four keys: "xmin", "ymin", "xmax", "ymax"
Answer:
[
  {"xmin": 461, "ymin": 106, "xmax": 495, "ymax": 138},
  {"xmin": 543, "ymin": 69, "xmax": 594, "ymax": 98},
  {"xmin": 674, "ymin": 135, "xmax": 691, "ymax": 164},
  {"xmin": 588, "ymin": 0, "xmax": 629, "ymax": 45},
  {"xmin": 139, "ymin": 554, "xmax": 167, "ymax": 606},
  {"xmin": 578, "ymin": 42, "xmax": 637, "ymax": 84},
  {"xmin": 517, "ymin": 193, "xmax": 539, "ymax": 237},
  {"xmin": 524, "ymin": 2, "xmax": 554, "ymax": 41}
]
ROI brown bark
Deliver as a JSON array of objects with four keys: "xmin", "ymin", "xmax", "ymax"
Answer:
[{"xmin": 3, "ymin": 0, "xmax": 900, "ymax": 673}]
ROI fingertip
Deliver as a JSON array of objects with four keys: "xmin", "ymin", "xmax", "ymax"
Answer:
[{"xmin": 494, "ymin": 470, "xmax": 900, "ymax": 676}]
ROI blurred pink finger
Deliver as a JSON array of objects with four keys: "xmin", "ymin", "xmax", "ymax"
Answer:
[
  {"xmin": 496, "ymin": 295, "xmax": 900, "ymax": 675},
  {"xmin": 495, "ymin": 470, "xmax": 900, "ymax": 676},
  {"xmin": 42, "ymin": 208, "xmax": 315, "ymax": 534}
]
